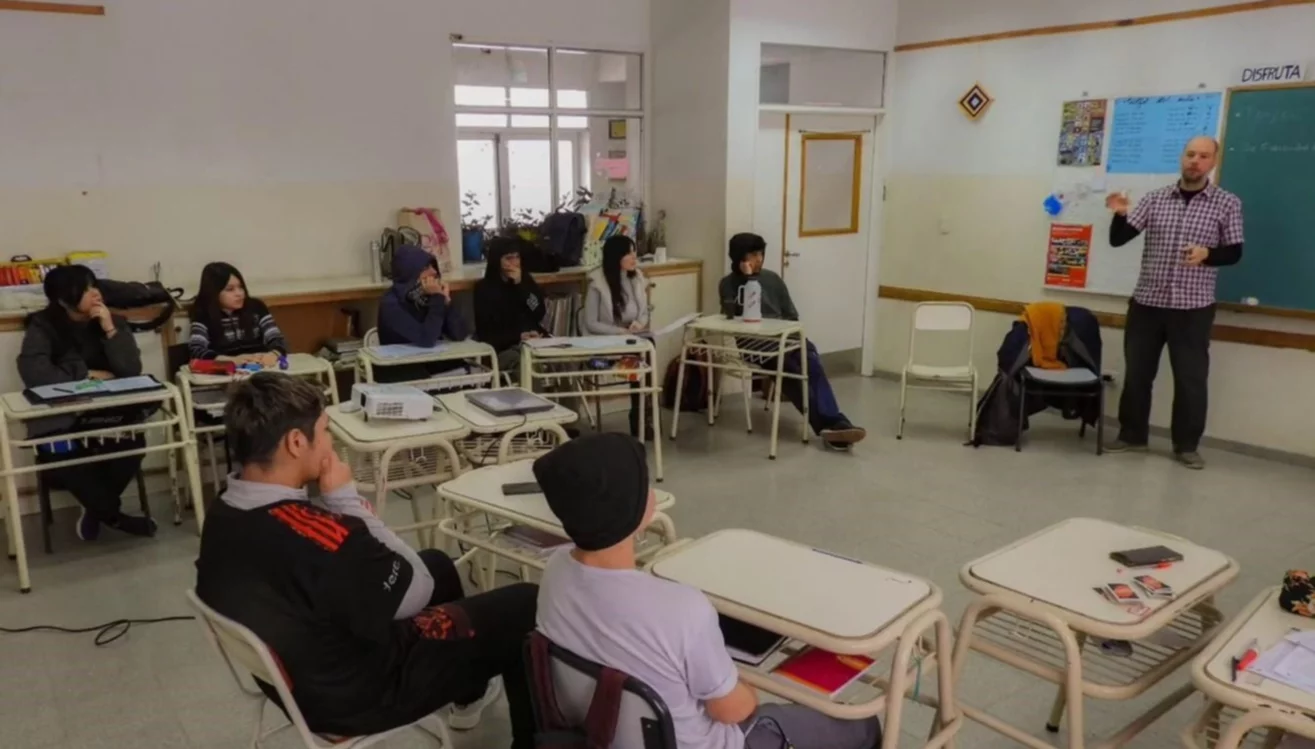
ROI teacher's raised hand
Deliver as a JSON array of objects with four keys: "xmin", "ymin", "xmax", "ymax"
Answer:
[{"xmin": 1105, "ymin": 192, "xmax": 1130, "ymax": 215}]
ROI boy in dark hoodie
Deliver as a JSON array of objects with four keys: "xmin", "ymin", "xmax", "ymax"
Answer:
[
  {"xmin": 375, "ymin": 245, "xmax": 471, "ymax": 382},
  {"xmin": 473, "ymin": 237, "xmax": 547, "ymax": 378},
  {"xmin": 718, "ymin": 233, "xmax": 866, "ymax": 451}
]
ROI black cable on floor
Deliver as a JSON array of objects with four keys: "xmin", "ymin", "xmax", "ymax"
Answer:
[{"xmin": 0, "ymin": 615, "xmax": 195, "ymax": 647}]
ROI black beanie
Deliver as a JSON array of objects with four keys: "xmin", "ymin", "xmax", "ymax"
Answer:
[
  {"xmin": 532, "ymin": 434, "xmax": 649, "ymax": 552},
  {"xmin": 728, "ymin": 232, "xmax": 767, "ymax": 267}
]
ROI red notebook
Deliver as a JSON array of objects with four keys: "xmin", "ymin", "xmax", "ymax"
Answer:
[{"xmin": 772, "ymin": 647, "xmax": 875, "ymax": 698}]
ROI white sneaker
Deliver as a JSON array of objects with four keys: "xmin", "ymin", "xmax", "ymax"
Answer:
[{"xmin": 448, "ymin": 677, "xmax": 503, "ymax": 731}]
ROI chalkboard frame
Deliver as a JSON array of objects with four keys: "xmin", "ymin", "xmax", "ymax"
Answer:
[{"xmin": 1215, "ymin": 80, "xmax": 1315, "ymax": 321}]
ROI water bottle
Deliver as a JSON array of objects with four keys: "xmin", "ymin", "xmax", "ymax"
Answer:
[
  {"xmin": 736, "ymin": 279, "xmax": 763, "ymax": 322},
  {"xmin": 369, "ymin": 240, "xmax": 383, "ymax": 284}
]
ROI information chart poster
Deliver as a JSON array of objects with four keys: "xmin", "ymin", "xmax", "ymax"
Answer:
[
  {"xmin": 1106, "ymin": 93, "xmax": 1222, "ymax": 174},
  {"xmin": 1045, "ymin": 224, "xmax": 1093, "ymax": 288},
  {"xmin": 1057, "ymin": 99, "xmax": 1108, "ymax": 167}
]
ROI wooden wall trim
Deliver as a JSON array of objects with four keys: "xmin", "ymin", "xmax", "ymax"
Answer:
[
  {"xmin": 893, "ymin": 0, "xmax": 1315, "ymax": 52},
  {"xmin": 0, "ymin": 1, "xmax": 105, "ymax": 15},
  {"xmin": 878, "ymin": 285, "xmax": 1315, "ymax": 352}
]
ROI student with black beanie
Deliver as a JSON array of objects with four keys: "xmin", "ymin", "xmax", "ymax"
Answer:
[
  {"xmin": 473, "ymin": 236, "xmax": 548, "ymax": 379},
  {"xmin": 534, "ymin": 434, "xmax": 882, "ymax": 749}
]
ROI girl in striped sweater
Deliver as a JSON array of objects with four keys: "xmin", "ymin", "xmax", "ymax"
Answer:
[{"xmin": 189, "ymin": 262, "xmax": 288, "ymax": 367}]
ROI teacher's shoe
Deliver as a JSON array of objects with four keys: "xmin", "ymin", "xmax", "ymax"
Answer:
[
  {"xmin": 1103, "ymin": 439, "xmax": 1148, "ymax": 454},
  {"xmin": 1174, "ymin": 451, "xmax": 1206, "ymax": 470}
]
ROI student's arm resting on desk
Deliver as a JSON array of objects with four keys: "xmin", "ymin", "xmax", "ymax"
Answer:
[
  {"xmin": 687, "ymin": 598, "xmax": 758, "ymax": 724},
  {"xmin": 251, "ymin": 299, "xmax": 289, "ymax": 355},
  {"xmin": 188, "ymin": 320, "xmax": 218, "ymax": 360},
  {"xmin": 582, "ymin": 285, "xmax": 631, "ymax": 335},
  {"xmin": 18, "ymin": 317, "xmax": 88, "ymax": 386},
  {"xmin": 319, "ymin": 483, "xmax": 434, "ymax": 619},
  {"xmin": 103, "ymin": 316, "xmax": 142, "ymax": 378},
  {"xmin": 441, "ymin": 301, "xmax": 470, "ymax": 342},
  {"xmin": 378, "ymin": 293, "xmax": 449, "ymax": 348}
]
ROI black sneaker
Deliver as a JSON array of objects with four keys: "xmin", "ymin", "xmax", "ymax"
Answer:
[
  {"xmin": 75, "ymin": 508, "xmax": 100, "ymax": 542},
  {"xmin": 820, "ymin": 422, "xmax": 867, "ymax": 446},
  {"xmin": 108, "ymin": 514, "xmax": 158, "ymax": 538}
]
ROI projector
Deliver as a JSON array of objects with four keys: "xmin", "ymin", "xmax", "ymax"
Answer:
[{"xmin": 350, "ymin": 383, "xmax": 434, "ymax": 421}]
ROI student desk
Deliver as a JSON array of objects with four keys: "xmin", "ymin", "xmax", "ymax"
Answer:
[
  {"xmin": 0, "ymin": 384, "xmax": 205, "ymax": 592},
  {"xmin": 436, "ymin": 459, "xmax": 676, "ymax": 590},
  {"xmin": 177, "ymin": 353, "xmax": 339, "ymax": 499},
  {"xmin": 519, "ymin": 336, "xmax": 663, "ymax": 481},
  {"xmin": 952, "ymin": 517, "xmax": 1238, "ymax": 749},
  {"xmin": 325, "ymin": 402, "xmax": 469, "ymax": 547},
  {"xmin": 669, "ymin": 315, "xmax": 809, "ymax": 459},
  {"xmin": 649, "ymin": 529, "xmax": 960, "ymax": 747},
  {"xmin": 1181, "ymin": 586, "xmax": 1315, "ymax": 749},
  {"xmin": 356, "ymin": 341, "xmax": 500, "ymax": 392},
  {"xmin": 435, "ymin": 388, "xmax": 576, "ymax": 467}
]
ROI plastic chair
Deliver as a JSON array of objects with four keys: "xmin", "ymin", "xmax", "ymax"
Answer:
[
  {"xmin": 526, "ymin": 633, "xmax": 678, "ymax": 749},
  {"xmin": 186, "ymin": 590, "xmax": 454, "ymax": 749},
  {"xmin": 898, "ymin": 302, "xmax": 978, "ymax": 440}
]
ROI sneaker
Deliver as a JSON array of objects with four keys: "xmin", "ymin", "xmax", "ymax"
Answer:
[
  {"xmin": 108, "ymin": 514, "xmax": 158, "ymax": 538},
  {"xmin": 1104, "ymin": 439, "xmax": 1148, "ymax": 454},
  {"xmin": 823, "ymin": 440, "xmax": 853, "ymax": 453},
  {"xmin": 820, "ymin": 422, "xmax": 867, "ymax": 446},
  {"xmin": 448, "ymin": 677, "xmax": 502, "ymax": 731},
  {"xmin": 1174, "ymin": 451, "xmax": 1206, "ymax": 470},
  {"xmin": 75, "ymin": 508, "xmax": 100, "ymax": 542}
]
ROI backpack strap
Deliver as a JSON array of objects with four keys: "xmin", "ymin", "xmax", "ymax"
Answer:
[
  {"xmin": 530, "ymin": 632, "xmax": 572, "ymax": 733},
  {"xmin": 582, "ymin": 668, "xmax": 627, "ymax": 749},
  {"xmin": 529, "ymin": 632, "xmax": 632, "ymax": 749}
]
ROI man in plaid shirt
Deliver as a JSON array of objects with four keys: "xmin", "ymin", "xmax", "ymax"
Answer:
[{"xmin": 1104, "ymin": 136, "xmax": 1244, "ymax": 470}]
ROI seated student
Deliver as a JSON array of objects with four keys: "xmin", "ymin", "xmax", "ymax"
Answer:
[
  {"xmin": 582, "ymin": 235, "xmax": 651, "ymax": 438},
  {"xmin": 534, "ymin": 434, "xmax": 882, "ymax": 749},
  {"xmin": 719, "ymin": 233, "xmax": 866, "ymax": 451},
  {"xmin": 376, "ymin": 244, "xmax": 471, "ymax": 383},
  {"xmin": 18, "ymin": 265, "xmax": 156, "ymax": 540},
  {"xmin": 188, "ymin": 262, "xmax": 288, "ymax": 367},
  {"xmin": 474, "ymin": 236, "xmax": 548, "ymax": 378},
  {"xmin": 196, "ymin": 373, "xmax": 536, "ymax": 745}
]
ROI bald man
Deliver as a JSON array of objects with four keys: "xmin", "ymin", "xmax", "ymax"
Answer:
[{"xmin": 1104, "ymin": 136, "xmax": 1244, "ymax": 469}]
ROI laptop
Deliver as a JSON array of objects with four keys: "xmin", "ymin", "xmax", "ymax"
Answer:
[{"xmin": 466, "ymin": 389, "xmax": 557, "ymax": 417}]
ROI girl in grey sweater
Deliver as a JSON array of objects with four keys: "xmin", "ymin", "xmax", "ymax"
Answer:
[{"xmin": 581, "ymin": 236, "xmax": 652, "ymax": 438}]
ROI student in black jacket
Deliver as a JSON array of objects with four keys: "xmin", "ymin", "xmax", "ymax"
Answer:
[
  {"xmin": 17, "ymin": 265, "xmax": 156, "ymax": 540},
  {"xmin": 473, "ymin": 237, "xmax": 547, "ymax": 378}
]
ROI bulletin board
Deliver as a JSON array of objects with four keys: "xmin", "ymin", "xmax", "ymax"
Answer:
[{"xmin": 1043, "ymin": 92, "xmax": 1224, "ymax": 297}]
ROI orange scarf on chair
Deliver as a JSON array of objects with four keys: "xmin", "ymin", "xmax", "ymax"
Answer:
[{"xmin": 1021, "ymin": 302, "xmax": 1067, "ymax": 370}]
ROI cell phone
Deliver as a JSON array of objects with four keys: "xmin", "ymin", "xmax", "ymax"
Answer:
[
  {"xmin": 501, "ymin": 482, "xmax": 542, "ymax": 496},
  {"xmin": 1110, "ymin": 545, "xmax": 1183, "ymax": 568}
]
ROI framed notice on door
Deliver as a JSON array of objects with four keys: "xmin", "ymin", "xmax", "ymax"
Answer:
[{"xmin": 1044, "ymin": 224, "xmax": 1093, "ymax": 289}]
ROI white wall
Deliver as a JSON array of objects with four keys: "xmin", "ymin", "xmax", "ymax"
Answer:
[
  {"xmin": 897, "ymin": 0, "xmax": 1249, "ymax": 45},
  {"xmin": 0, "ymin": 0, "xmax": 647, "ymax": 289},
  {"xmin": 883, "ymin": 0, "xmax": 1315, "ymax": 455}
]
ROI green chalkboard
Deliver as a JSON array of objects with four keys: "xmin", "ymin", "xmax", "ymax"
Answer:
[{"xmin": 1216, "ymin": 84, "xmax": 1315, "ymax": 311}]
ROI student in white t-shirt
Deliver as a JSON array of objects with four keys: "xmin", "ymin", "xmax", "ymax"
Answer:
[{"xmin": 533, "ymin": 434, "xmax": 882, "ymax": 749}]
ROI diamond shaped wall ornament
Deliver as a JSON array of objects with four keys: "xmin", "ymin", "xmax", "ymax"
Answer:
[{"xmin": 959, "ymin": 83, "xmax": 993, "ymax": 120}]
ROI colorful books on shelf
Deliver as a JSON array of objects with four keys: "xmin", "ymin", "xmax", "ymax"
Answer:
[{"xmin": 771, "ymin": 647, "xmax": 876, "ymax": 699}]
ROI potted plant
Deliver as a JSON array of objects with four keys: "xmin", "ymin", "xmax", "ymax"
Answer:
[
  {"xmin": 499, "ymin": 208, "xmax": 546, "ymax": 244},
  {"xmin": 460, "ymin": 191, "xmax": 492, "ymax": 263}
]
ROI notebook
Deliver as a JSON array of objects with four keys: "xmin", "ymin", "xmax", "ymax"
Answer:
[{"xmin": 772, "ymin": 647, "xmax": 876, "ymax": 698}]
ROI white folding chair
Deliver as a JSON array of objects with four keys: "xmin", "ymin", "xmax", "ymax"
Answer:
[
  {"xmin": 186, "ymin": 590, "xmax": 454, "ymax": 749},
  {"xmin": 362, "ymin": 327, "xmax": 380, "ymax": 348},
  {"xmin": 898, "ymin": 302, "xmax": 978, "ymax": 440}
]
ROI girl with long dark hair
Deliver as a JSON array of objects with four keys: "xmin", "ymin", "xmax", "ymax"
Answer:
[
  {"xmin": 18, "ymin": 265, "xmax": 156, "ymax": 540},
  {"xmin": 582, "ymin": 236, "xmax": 652, "ymax": 437},
  {"xmin": 189, "ymin": 262, "xmax": 287, "ymax": 366}
]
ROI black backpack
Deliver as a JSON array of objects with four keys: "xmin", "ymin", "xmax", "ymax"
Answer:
[
  {"xmin": 661, "ymin": 352, "xmax": 716, "ymax": 413},
  {"xmin": 98, "ymin": 278, "xmax": 182, "ymax": 333},
  {"xmin": 538, "ymin": 212, "xmax": 587, "ymax": 267}
]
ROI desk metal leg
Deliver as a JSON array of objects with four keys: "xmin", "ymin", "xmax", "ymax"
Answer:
[
  {"xmin": 799, "ymin": 334, "xmax": 810, "ymax": 445},
  {"xmin": 650, "ymin": 372, "xmax": 664, "ymax": 483},
  {"xmin": 669, "ymin": 343, "xmax": 690, "ymax": 440},
  {"xmin": 175, "ymin": 397, "xmax": 207, "ymax": 532},
  {"xmin": 1, "ymin": 424, "xmax": 31, "ymax": 593},
  {"xmin": 769, "ymin": 347, "xmax": 787, "ymax": 460}
]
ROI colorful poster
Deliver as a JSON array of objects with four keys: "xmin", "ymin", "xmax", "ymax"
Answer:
[
  {"xmin": 1057, "ymin": 99, "xmax": 1109, "ymax": 167},
  {"xmin": 1106, "ymin": 92, "xmax": 1222, "ymax": 174},
  {"xmin": 1045, "ymin": 224, "xmax": 1093, "ymax": 288}
]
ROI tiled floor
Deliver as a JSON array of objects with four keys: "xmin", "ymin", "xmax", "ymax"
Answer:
[{"xmin": 1, "ymin": 375, "xmax": 1310, "ymax": 748}]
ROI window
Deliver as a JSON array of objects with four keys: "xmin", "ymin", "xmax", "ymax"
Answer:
[{"xmin": 453, "ymin": 43, "xmax": 643, "ymax": 233}]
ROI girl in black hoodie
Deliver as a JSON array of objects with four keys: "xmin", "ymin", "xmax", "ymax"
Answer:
[{"xmin": 473, "ymin": 237, "xmax": 547, "ymax": 378}]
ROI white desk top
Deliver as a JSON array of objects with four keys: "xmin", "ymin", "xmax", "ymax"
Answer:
[
  {"xmin": 1201, "ymin": 587, "xmax": 1315, "ymax": 713},
  {"xmin": 652, "ymin": 529, "xmax": 933, "ymax": 642},
  {"xmin": 436, "ymin": 389, "xmax": 578, "ymax": 433},
  {"xmin": 361, "ymin": 340, "xmax": 496, "ymax": 366},
  {"xmin": 180, "ymin": 353, "xmax": 332, "ymax": 385},
  {"xmin": 326, "ymin": 403, "xmax": 468, "ymax": 445},
  {"xmin": 966, "ymin": 517, "xmax": 1232, "ymax": 625},
  {"xmin": 439, "ymin": 459, "xmax": 674, "ymax": 528},
  {"xmin": 687, "ymin": 314, "xmax": 803, "ymax": 336},
  {"xmin": 1, "ymin": 382, "xmax": 179, "ymax": 418},
  {"xmin": 522, "ymin": 335, "xmax": 654, "ymax": 359}
]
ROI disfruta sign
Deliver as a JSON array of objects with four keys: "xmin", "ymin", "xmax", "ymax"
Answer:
[{"xmin": 1237, "ymin": 63, "xmax": 1305, "ymax": 85}]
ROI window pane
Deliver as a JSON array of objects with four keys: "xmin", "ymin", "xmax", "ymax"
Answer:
[
  {"xmin": 564, "ymin": 116, "xmax": 641, "ymax": 201},
  {"xmin": 454, "ymin": 85, "xmax": 507, "ymax": 107},
  {"xmin": 453, "ymin": 44, "xmax": 548, "ymax": 103},
  {"xmin": 510, "ymin": 114, "xmax": 550, "ymax": 128},
  {"xmin": 507, "ymin": 140, "xmax": 553, "ymax": 220},
  {"xmin": 557, "ymin": 116, "xmax": 588, "ymax": 129},
  {"xmin": 759, "ymin": 44, "xmax": 886, "ymax": 108},
  {"xmin": 509, "ymin": 87, "xmax": 549, "ymax": 108},
  {"xmin": 456, "ymin": 113, "xmax": 508, "ymax": 128},
  {"xmin": 557, "ymin": 140, "xmax": 575, "ymax": 207},
  {"xmin": 553, "ymin": 49, "xmax": 642, "ymax": 111},
  {"xmin": 556, "ymin": 89, "xmax": 588, "ymax": 109},
  {"xmin": 457, "ymin": 139, "xmax": 500, "ymax": 228}
]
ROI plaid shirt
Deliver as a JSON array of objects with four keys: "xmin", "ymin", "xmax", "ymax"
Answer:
[{"xmin": 1127, "ymin": 182, "xmax": 1244, "ymax": 309}]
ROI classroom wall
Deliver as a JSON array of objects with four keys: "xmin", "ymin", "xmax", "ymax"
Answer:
[
  {"xmin": 881, "ymin": 0, "xmax": 1315, "ymax": 455},
  {"xmin": 0, "ymin": 0, "xmax": 648, "ymax": 289}
]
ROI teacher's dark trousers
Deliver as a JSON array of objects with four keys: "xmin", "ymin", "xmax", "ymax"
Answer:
[{"xmin": 1117, "ymin": 300, "xmax": 1215, "ymax": 452}]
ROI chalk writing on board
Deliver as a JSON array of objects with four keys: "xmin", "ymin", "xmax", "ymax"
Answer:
[{"xmin": 1106, "ymin": 93, "xmax": 1223, "ymax": 174}]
